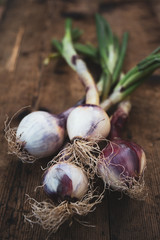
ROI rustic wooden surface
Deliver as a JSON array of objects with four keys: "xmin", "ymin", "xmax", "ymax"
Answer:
[{"xmin": 0, "ymin": 0, "xmax": 160, "ymax": 239}]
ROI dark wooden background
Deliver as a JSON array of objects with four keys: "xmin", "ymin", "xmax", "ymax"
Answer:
[{"xmin": 0, "ymin": 0, "xmax": 160, "ymax": 239}]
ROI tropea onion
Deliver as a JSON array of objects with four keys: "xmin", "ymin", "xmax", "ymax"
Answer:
[{"xmin": 97, "ymin": 101, "xmax": 147, "ymax": 199}]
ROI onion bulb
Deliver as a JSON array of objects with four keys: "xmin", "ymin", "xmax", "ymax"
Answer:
[
  {"xmin": 5, "ymin": 111, "xmax": 67, "ymax": 162},
  {"xmin": 16, "ymin": 111, "xmax": 65, "ymax": 157},
  {"xmin": 43, "ymin": 162, "xmax": 88, "ymax": 201},
  {"xmin": 98, "ymin": 139, "xmax": 146, "ymax": 198},
  {"xmin": 97, "ymin": 101, "xmax": 147, "ymax": 199},
  {"xmin": 24, "ymin": 162, "xmax": 103, "ymax": 233},
  {"xmin": 67, "ymin": 104, "xmax": 111, "ymax": 141}
]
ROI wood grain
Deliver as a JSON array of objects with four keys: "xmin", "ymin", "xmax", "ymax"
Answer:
[{"xmin": 0, "ymin": 0, "xmax": 160, "ymax": 239}]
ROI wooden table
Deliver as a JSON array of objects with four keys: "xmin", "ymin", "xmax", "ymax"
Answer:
[{"xmin": 0, "ymin": 0, "xmax": 160, "ymax": 239}]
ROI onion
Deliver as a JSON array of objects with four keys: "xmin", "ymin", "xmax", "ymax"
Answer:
[
  {"xmin": 16, "ymin": 111, "xmax": 65, "ymax": 157},
  {"xmin": 67, "ymin": 104, "xmax": 110, "ymax": 141},
  {"xmin": 43, "ymin": 162, "xmax": 88, "ymax": 201},
  {"xmin": 55, "ymin": 36, "xmax": 111, "ymax": 172},
  {"xmin": 98, "ymin": 139, "xmax": 146, "ymax": 194},
  {"xmin": 24, "ymin": 162, "xmax": 103, "ymax": 233},
  {"xmin": 97, "ymin": 101, "xmax": 147, "ymax": 199},
  {"xmin": 5, "ymin": 109, "xmax": 73, "ymax": 162}
]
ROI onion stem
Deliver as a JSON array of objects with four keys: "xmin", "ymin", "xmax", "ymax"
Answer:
[
  {"xmin": 51, "ymin": 17, "xmax": 160, "ymax": 112},
  {"xmin": 112, "ymin": 32, "xmax": 128, "ymax": 85},
  {"xmin": 101, "ymin": 53, "xmax": 160, "ymax": 110},
  {"xmin": 72, "ymin": 15, "xmax": 128, "ymax": 101},
  {"xmin": 55, "ymin": 19, "xmax": 100, "ymax": 105},
  {"xmin": 95, "ymin": 14, "xmax": 128, "ymax": 100}
]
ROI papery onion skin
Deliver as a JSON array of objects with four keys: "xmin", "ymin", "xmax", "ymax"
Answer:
[
  {"xmin": 67, "ymin": 104, "xmax": 111, "ymax": 141},
  {"xmin": 16, "ymin": 111, "xmax": 65, "ymax": 158},
  {"xmin": 43, "ymin": 162, "xmax": 88, "ymax": 202},
  {"xmin": 98, "ymin": 139, "xmax": 146, "ymax": 188},
  {"xmin": 97, "ymin": 100, "xmax": 146, "ymax": 191}
]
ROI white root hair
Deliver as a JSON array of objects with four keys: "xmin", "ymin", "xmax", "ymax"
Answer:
[
  {"xmin": 24, "ymin": 186, "xmax": 105, "ymax": 234},
  {"xmin": 47, "ymin": 137, "xmax": 108, "ymax": 180},
  {"xmin": 4, "ymin": 119, "xmax": 37, "ymax": 163}
]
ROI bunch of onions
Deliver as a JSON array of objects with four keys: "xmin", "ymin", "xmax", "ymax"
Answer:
[
  {"xmin": 73, "ymin": 15, "xmax": 160, "ymax": 200},
  {"xmin": 25, "ymin": 161, "xmax": 104, "ymax": 233},
  {"xmin": 6, "ymin": 14, "xmax": 159, "ymax": 166},
  {"xmin": 7, "ymin": 15, "xmax": 160, "ymax": 234},
  {"xmin": 97, "ymin": 100, "xmax": 147, "ymax": 199},
  {"xmin": 4, "ymin": 60, "xmax": 110, "ymax": 165},
  {"xmin": 4, "ymin": 16, "xmax": 119, "ymax": 164},
  {"xmin": 51, "ymin": 17, "xmax": 160, "ymax": 177}
]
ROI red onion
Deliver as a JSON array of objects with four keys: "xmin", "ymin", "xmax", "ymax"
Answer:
[{"xmin": 97, "ymin": 101, "xmax": 147, "ymax": 199}]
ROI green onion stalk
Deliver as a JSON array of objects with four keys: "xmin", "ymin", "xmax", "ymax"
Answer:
[
  {"xmin": 65, "ymin": 16, "xmax": 160, "ymax": 113},
  {"xmin": 100, "ymin": 51, "xmax": 160, "ymax": 110},
  {"xmin": 74, "ymin": 14, "xmax": 128, "ymax": 101}
]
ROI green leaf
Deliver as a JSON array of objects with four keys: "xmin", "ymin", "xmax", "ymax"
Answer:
[
  {"xmin": 138, "ymin": 54, "xmax": 160, "ymax": 70},
  {"xmin": 95, "ymin": 14, "xmax": 108, "ymax": 63},
  {"xmin": 51, "ymin": 39, "xmax": 63, "ymax": 54},
  {"xmin": 64, "ymin": 18, "xmax": 72, "ymax": 41},
  {"xmin": 115, "ymin": 52, "xmax": 160, "ymax": 91},
  {"xmin": 112, "ymin": 32, "xmax": 129, "ymax": 84},
  {"xmin": 71, "ymin": 28, "xmax": 83, "ymax": 41},
  {"xmin": 120, "ymin": 78, "xmax": 146, "ymax": 99},
  {"xmin": 74, "ymin": 43, "xmax": 98, "ymax": 59},
  {"xmin": 101, "ymin": 16, "xmax": 113, "ymax": 45}
]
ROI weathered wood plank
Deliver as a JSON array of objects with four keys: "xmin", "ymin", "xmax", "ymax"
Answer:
[
  {"xmin": 0, "ymin": 0, "xmax": 63, "ymax": 239},
  {"xmin": 0, "ymin": 0, "xmax": 160, "ymax": 239}
]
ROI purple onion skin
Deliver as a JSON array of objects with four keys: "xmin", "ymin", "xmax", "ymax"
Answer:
[
  {"xmin": 57, "ymin": 98, "xmax": 85, "ymax": 127},
  {"xmin": 43, "ymin": 168, "xmax": 74, "ymax": 202},
  {"xmin": 98, "ymin": 102, "xmax": 146, "ymax": 182},
  {"xmin": 57, "ymin": 174, "xmax": 72, "ymax": 197},
  {"xmin": 43, "ymin": 163, "xmax": 88, "ymax": 203},
  {"xmin": 101, "ymin": 139, "xmax": 144, "ymax": 178},
  {"xmin": 109, "ymin": 105, "xmax": 128, "ymax": 140}
]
